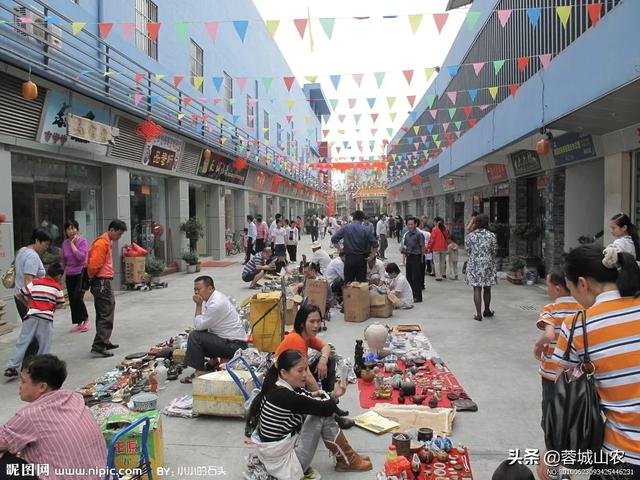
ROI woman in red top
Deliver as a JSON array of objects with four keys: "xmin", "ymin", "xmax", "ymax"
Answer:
[
  {"xmin": 426, "ymin": 217, "xmax": 449, "ymax": 281},
  {"xmin": 275, "ymin": 304, "xmax": 333, "ymax": 392}
]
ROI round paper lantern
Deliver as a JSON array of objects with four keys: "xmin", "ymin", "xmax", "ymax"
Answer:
[
  {"xmin": 0, "ymin": 214, "xmax": 6, "ymax": 223},
  {"xmin": 203, "ymin": 149, "xmax": 212, "ymax": 161},
  {"xmin": 22, "ymin": 80, "xmax": 38, "ymax": 100},
  {"xmin": 233, "ymin": 157, "xmax": 247, "ymax": 170},
  {"xmin": 536, "ymin": 137, "xmax": 550, "ymax": 155}
]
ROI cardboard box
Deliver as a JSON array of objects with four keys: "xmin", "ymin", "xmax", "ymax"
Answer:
[
  {"xmin": 285, "ymin": 299, "xmax": 298, "ymax": 325},
  {"xmin": 343, "ymin": 283, "xmax": 370, "ymax": 322},
  {"xmin": 102, "ymin": 410, "xmax": 164, "ymax": 476},
  {"xmin": 193, "ymin": 369, "xmax": 258, "ymax": 417},
  {"xmin": 370, "ymin": 295, "xmax": 393, "ymax": 318},
  {"xmin": 249, "ymin": 293, "xmax": 283, "ymax": 352},
  {"xmin": 387, "ymin": 291, "xmax": 400, "ymax": 305},
  {"xmin": 124, "ymin": 256, "xmax": 146, "ymax": 284},
  {"xmin": 304, "ymin": 278, "xmax": 328, "ymax": 317}
]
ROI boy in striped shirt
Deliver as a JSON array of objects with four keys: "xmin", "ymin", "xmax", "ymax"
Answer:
[
  {"xmin": 532, "ymin": 271, "xmax": 581, "ymax": 431},
  {"xmin": 4, "ymin": 263, "xmax": 65, "ymax": 378}
]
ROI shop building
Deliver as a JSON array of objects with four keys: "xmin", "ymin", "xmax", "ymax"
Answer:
[
  {"xmin": 389, "ymin": 0, "xmax": 638, "ymax": 275},
  {"xmin": 0, "ymin": 0, "xmax": 328, "ymax": 324}
]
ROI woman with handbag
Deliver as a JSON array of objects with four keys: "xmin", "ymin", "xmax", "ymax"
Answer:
[
  {"xmin": 548, "ymin": 245, "xmax": 640, "ymax": 480},
  {"xmin": 61, "ymin": 220, "xmax": 90, "ymax": 333}
]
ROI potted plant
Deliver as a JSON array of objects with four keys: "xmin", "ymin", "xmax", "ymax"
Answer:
[
  {"xmin": 179, "ymin": 217, "xmax": 205, "ymax": 252},
  {"xmin": 507, "ymin": 256, "xmax": 525, "ymax": 285},
  {"xmin": 145, "ymin": 257, "xmax": 166, "ymax": 283},
  {"xmin": 182, "ymin": 251, "xmax": 199, "ymax": 274}
]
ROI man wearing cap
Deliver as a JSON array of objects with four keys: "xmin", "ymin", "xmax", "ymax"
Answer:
[
  {"xmin": 331, "ymin": 210, "xmax": 378, "ymax": 283},
  {"xmin": 309, "ymin": 241, "xmax": 331, "ymax": 274}
]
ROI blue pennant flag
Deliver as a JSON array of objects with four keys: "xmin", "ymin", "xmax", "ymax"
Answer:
[
  {"xmin": 233, "ymin": 20, "xmax": 249, "ymax": 42},
  {"xmin": 212, "ymin": 77, "xmax": 224, "ymax": 93},
  {"xmin": 526, "ymin": 8, "xmax": 541, "ymax": 28},
  {"xmin": 367, "ymin": 98, "xmax": 376, "ymax": 109},
  {"xmin": 426, "ymin": 124, "xmax": 434, "ymax": 134},
  {"xmin": 447, "ymin": 64, "xmax": 459, "ymax": 77},
  {"xmin": 330, "ymin": 75, "xmax": 341, "ymax": 90},
  {"xmin": 468, "ymin": 89, "xmax": 478, "ymax": 102}
]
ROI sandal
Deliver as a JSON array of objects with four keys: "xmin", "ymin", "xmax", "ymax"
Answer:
[
  {"xmin": 4, "ymin": 368, "xmax": 18, "ymax": 378},
  {"xmin": 483, "ymin": 310, "xmax": 495, "ymax": 317},
  {"xmin": 473, "ymin": 315, "xmax": 483, "ymax": 322}
]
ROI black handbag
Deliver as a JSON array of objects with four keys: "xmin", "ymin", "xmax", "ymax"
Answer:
[
  {"xmin": 80, "ymin": 268, "xmax": 91, "ymax": 291},
  {"xmin": 544, "ymin": 310, "xmax": 604, "ymax": 467}
]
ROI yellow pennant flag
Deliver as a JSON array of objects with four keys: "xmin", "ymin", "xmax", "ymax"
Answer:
[
  {"xmin": 305, "ymin": 76, "xmax": 317, "ymax": 83},
  {"xmin": 166, "ymin": 95, "xmax": 177, "ymax": 102},
  {"xmin": 154, "ymin": 74, "xmax": 165, "ymax": 82},
  {"xmin": 387, "ymin": 97, "xmax": 396, "ymax": 109},
  {"xmin": 193, "ymin": 76, "xmax": 204, "ymax": 90},
  {"xmin": 413, "ymin": 126, "xmax": 420, "ymax": 135},
  {"xmin": 177, "ymin": 113, "xmax": 185, "ymax": 120},
  {"xmin": 304, "ymin": 115, "xmax": 312, "ymax": 123},
  {"xmin": 488, "ymin": 86, "xmax": 499, "ymax": 100},
  {"xmin": 72, "ymin": 22, "xmax": 86, "ymax": 35},
  {"xmin": 434, "ymin": 140, "xmax": 442, "ymax": 148},
  {"xmin": 424, "ymin": 67, "xmax": 436, "ymax": 80},
  {"xmin": 408, "ymin": 14, "xmax": 423, "ymax": 34},
  {"xmin": 389, "ymin": 112, "xmax": 397, "ymax": 122},
  {"xmin": 103, "ymin": 71, "xmax": 113, "ymax": 77},
  {"xmin": 265, "ymin": 20, "xmax": 280, "ymax": 38},
  {"xmin": 556, "ymin": 6, "xmax": 572, "ymax": 28},
  {"xmin": 216, "ymin": 114, "xmax": 224, "ymax": 124},
  {"xmin": 286, "ymin": 99, "xmax": 296, "ymax": 110},
  {"xmin": 220, "ymin": 136, "xmax": 227, "ymax": 145}
]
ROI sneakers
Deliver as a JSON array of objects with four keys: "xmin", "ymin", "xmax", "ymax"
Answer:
[
  {"xmin": 301, "ymin": 467, "xmax": 321, "ymax": 480},
  {"xmin": 69, "ymin": 324, "xmax": 84, "ymax": 333},
  {"xmin": 91, "ymin": 348, "xmax": 114, "ymax": 358},
  {"xmin": 79, "ymin": 320, "xmax": 92, "ymax": 332}
]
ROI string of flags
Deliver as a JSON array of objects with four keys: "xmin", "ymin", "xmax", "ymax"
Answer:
[{"xmin": 27, "ymin": 3, "xmax": 604, "ymax": 44}]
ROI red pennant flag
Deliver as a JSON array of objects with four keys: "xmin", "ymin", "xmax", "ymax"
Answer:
[
  {"xmin": 468, "ymin": 118, "xmax": 477, "ymax": 127},
  {"xmin": 401, "ymin": 127, "xmax": 409, "ymax": 133},
  {"xmin": 283, "ymin": 76, "xmax": 295, "ymax": 91},
  {"xmin": 463, "ymin": 106, "xmax": 473, "ymax": 118},
  {"xmin": 407, "ymin": 95, "xmax": 416, "ymax": 107},
  {"xmin": 134, "ymin": 73, "xmax": 145, "ymax": 83},
  {"xmin": 286, "ymin": 115, "xmax": 293, "ymax": 123},
  {"xmin": 322, "ymin": 129, "xmax": 330, "ymax": 137},
  {"xmin": 587, "ymin": 3, "xmax": 602, "ymax": 26},
  {"xmin": 237, "ymin": 77, "xmax": 248, "ymax": 92},
  {"xmin": 99, "ymin": 22, "xmax": 114, "ymax": 39},
  {"xmin": 348, "ymin": 98, "xmax": 356, "ymax": 109},
  {"xmin": 402, "ymin": 70, "xmax": 414, "ymax": 85},
  {"xmin": 204, "ymin": 21, "xmax": 220, "ymax": 41},
  {"xmin": 184, "ymin": 97, "xmax": 192, "ymax": 107},
  {"xmin": 516, "ymin": 56, "xmax": 530, "ymax": 72},
  {"xmin": 371, "ymin": 129, "xmax": 377, "ymax": 135},
  {"xmin": 508, "ymin": 83, "xmax": 519, "ymax": 96},
  {"xmin": 352, "ymin": 73, "xmax": 364, "ymax": 87},
  {"xmin": 293, "ymin": 19, "xmax": 308, "ymax": 39},
  {"xmin": 371, "ymin": 113, "xmax": 379, "ymax": 123},
  {"xmin": 432, "ymin": 13, "xmax": 449, "ymax": 33},
  {"xmin": 147, "ymin": 22, "xmax": 161, "ymax": 41},
  {"xmin": 338, "ymin": 115, "xmax": 346, "ymax": 123},
  {"xmin": 173, "ymin": 75, "xmax": 184, "ymax": 88}
]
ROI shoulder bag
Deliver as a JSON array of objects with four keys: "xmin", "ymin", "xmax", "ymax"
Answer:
[
  {"xmin": 544, "ymin": 310, "xmax": 604, "ymax": 467},
  {"xmin": 1, "ymin": 262, "xmax": 15, "ymax": 289}
]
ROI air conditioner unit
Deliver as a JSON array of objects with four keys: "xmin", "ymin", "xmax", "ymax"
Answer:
[{"xmin": 13, "ymin": 6, "xmax": 63, "ymax": 49}]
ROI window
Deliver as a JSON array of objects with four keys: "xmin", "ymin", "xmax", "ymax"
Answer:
[
  {"xmin": 276, "ymin": 123, "xmax": 282, "ymax": 147},
  {"xmin": 135, "ymin": 0, "xmax": 158, "ymax": 60},
  {"xmin": 223, "ymin": 71, "xmax": 233, "ymax": 114},
  {"xmin": 263, "ymin": 110, "xmax": 270, "ymax": 140},
  {"xmin": 286, "ymin": 133, "xmax": 291, "ymax": 156},
  {"xmin": 247, "ymin": 95, "xmax": 255, "ymax": 129},
  {"xmin": 190, "ymin": 40, "xmax": 204, "ymax": 92}
]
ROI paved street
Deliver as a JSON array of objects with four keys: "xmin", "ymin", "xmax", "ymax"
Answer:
[{"xmin": 0, "ymin": 234, "xmax": 549, "ymax": 479}]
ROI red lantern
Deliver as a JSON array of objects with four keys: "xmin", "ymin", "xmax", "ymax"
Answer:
[
  {"xmin": 296, "ymin": 182, "xmax": 304, "ymax": 190},
  {"xmin": 0, "ymin": 214, "xmax": 6, "ymax": 222},
  {"xmin": 233, "ymin": 157, "xmax": 248, "ymax": 170},
  {"xmin": 136, "ymin": 118, "xmax": 164, "ymax": 142},
  {"xmin": 411, "ymin": 175, "xmax": 422, "ymax": 185},
  {"xmin": 536, "ymin": 137, "xmax": 550, "ymax": 155}
]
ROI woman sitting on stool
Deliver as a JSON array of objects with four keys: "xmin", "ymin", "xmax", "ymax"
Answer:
[{"xmin": 246, "ymin": 349, "xmax": 372, "ymax": 479}]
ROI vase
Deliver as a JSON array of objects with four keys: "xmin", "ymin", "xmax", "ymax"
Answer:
[{"xmin": 360, "ymin": 368, "xmax": 375, "ymax": 384}]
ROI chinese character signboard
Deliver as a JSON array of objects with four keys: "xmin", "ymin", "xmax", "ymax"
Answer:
[
  {"xmin": 66, "ymin": 113, "xmax": 118, "ymax": 145},
  {"xmin": 494, "ymin": 182, "xmax": 510, "ymax": 196},
  {"xmin": 197, "ymin": 149, "xmax": 248, "ymax": 185},
  {"xmin": 142, "ymin": 133, "xmax": 184, "ymax": 171},
  {"xmin": 552, "ymin": 132, "xmax": 596, "ymax": 166},
  {"xmin": 510, "ymin": 150, "xmax": 541, "ymax": 177},
  {"xmin": 485, "ymin": 163, "xmax": 508, "ymax": 183},
  {"xmin": 441, "ymin": 177, "xmax": 456, "ymax": 192}
]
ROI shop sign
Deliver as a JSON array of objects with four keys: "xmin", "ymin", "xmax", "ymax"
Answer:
[
  {"xmin": 485, "ymin": 163, "xmax": 508, "ymax": 183},
  {"xmin": 441, "ymin": 177, "xmax": 456, "ymax": 192},
  {"xmin": 66, "ymin": 113, "xmax": 118, "ymax": 145},
  {"xmin": 537, "ymin": 175, "xmax": 548, "ymax": 189},
  {"xmin": 510, "ymin": 150, "xmax": 541, "ymax": 176},
  {"xmin": 493, "ymin": 182, "xmax": 510, "ymax": 196},
  {"xmin": 472, "ymin": 195, "xmax": 481, "ymax": 208},
  {"xmin": 142, "ymin": 133, "xmax": 184, "ymax": 171},
  {"xmin": 39, "ymin": 90, "xmax": 114, "ymax": 155},
  {"xmin": 552, "ymin": 132, "xmax": 596, "ymax": 165},
  {"xmin": 197, "ymin": 149, "xmax": 248, "ymax": 185}
]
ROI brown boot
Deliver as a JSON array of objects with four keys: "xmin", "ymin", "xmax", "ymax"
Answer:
[{"xmin": 324, "ymin": 431, "xmax": 372, "ymax": 472}]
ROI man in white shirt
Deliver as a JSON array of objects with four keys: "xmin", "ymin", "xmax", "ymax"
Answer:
[
  {"xmin": 310, "ymin": 241, "xmax": 331, "ymax": 274},
  {"xmin": 366, "ymin": 250, "xmax": 385, "ymax": 281},
  {"xmin": 385, "ymin": 262, "xmax": 414, "ymax": 309},
  {"xmin": 245, "ymin": 215, "xmax": 257, "ymax": 265},
  {"xmin": 182, "ymin": 276, "xmax": 247, "ymax": 382},
  {"xmin": 376, "ymin": 214, "xmax": 388, "ymax": 260},
  {"xmin": 269, "ymin": 213, "xmax": 282, "ymax": 251},
  {"xmin": 324, "ymin": 252, "xmax": 346, "ymax": 305}
]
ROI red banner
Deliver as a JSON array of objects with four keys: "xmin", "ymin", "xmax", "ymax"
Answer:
[{"xmin": 308, "ymin": 161, "xmax": 387, "ymax": 171}]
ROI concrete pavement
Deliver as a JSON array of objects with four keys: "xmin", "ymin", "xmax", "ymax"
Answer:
[{"xmin": 0, "ymin": 233, "xmax": 550, "ymax": 479}]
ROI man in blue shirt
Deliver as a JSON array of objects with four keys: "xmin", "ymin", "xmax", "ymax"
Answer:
[{"xmin": 331, "ymin": 210, "xmax": 378, "ymax": 283}]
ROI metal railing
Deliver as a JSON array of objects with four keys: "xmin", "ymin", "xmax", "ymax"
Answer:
[
  {"xmin": 390, "ymin": 0, "xmax": 622, "ymax": 185},
  {"xmin": 0, "ymin": 0, "xmax": 324, "ymax": 192}
]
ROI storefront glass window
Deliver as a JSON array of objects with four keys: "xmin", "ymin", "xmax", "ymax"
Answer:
[
  {"xmin": 249, "ymin": 192, "xmax": 259, "ymax": 217},
  {"xmin": 130, "ymin": 174, "xmax": 167, "ymax": 259},
  {"xmin": 11, "ymin": 154, "xmax": 102, "ymax": 259}
]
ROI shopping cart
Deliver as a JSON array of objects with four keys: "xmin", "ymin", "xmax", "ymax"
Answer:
[{"xmin": 105, "ymin": 416, "xmax": 153, "ymax": 480}]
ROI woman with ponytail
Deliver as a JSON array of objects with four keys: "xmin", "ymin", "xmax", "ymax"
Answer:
[
  {"xmin": 610, "ymin": 212, "xmax": 640, "ymax": 260},
  {"xmin": 245, "ymin": 349, "xmax": 371, "ymax": 478},
  {"xmin": 550, "ymin": 245, "xmax": 640, "ymax": 479}
]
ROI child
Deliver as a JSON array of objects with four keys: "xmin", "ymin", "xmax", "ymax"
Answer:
[
  {"xmin": 447, "ymin": 238, "xmax": 459, "ymax": 280},
  {"xmin": 532, "ymin": 271, "xmax": 581, "ymax": 433},
  {"xmin": 4, "ymin": 263, "xmax": 65, "ymax": 377}
]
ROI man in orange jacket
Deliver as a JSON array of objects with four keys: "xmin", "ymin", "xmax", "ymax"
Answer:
[{"xmin": 87, "ymin": 220, "xmax": 127, "ymax": 357}]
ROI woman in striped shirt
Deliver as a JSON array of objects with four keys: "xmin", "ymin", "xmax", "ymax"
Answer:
[
  {"xmin": 552, "ymin": 245, "xmax": 640, "ymax": 479},
  {"xmin": 246, "ymin": 350, "xmax": 371, "ymax": 479}
]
